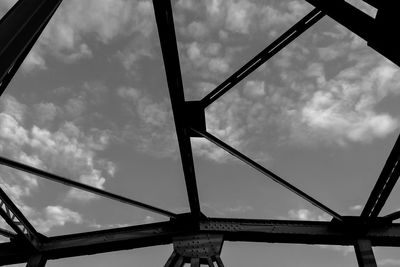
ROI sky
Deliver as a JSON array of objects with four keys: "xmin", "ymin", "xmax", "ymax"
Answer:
[{"xmin": 1, "ymin": 0, "xmax": 400, "ymax": 266}]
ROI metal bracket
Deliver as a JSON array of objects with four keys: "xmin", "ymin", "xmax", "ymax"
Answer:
[
  {"xmin": 184, "ymin": 101, "xmax": 206, "ymax": 138},
  {"xmin": 165, "ymin": 234, "xmax": 224, "ymax": 266}
]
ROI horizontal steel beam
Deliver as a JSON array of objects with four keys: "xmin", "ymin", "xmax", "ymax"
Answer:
[
  {"xmin": 2, "ymin": 218, "xmax": 400, "ymax": 265},
  {"xmin": 0, "ymin": 156, "xmax": 177, "ymax": 218}
]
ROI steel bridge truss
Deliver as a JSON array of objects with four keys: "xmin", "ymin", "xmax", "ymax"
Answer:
[{"xmin": 1, "ymin": 0, "xmax": 400, "ymax": 266}]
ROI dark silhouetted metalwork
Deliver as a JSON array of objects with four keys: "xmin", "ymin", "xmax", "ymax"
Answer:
[
  {"xmin": 200, "ymin": 8, "xmax": 325, "ymax": 108},
  {"xmin": 0, "ymin": 156, "xmax": 177, "ymax": 219},
  {"xmin": 190, "ymin": 128, "xmax": 343, "ymax": 222},
  {"xmin": 153, "ymin": 0, "xmax": 201, "ymax": 218},
  {"xmin": 2, "ymin": 0, "xmax": 400, "ymax": 266},
  {"xmin": 0, "ymin": 188, "xmax": 42, "ymax": 249}
]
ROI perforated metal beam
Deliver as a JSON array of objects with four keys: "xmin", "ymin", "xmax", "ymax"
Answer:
[{"xmin": 1, "ymin": 218, "xmax": 400, "ymax": 265}]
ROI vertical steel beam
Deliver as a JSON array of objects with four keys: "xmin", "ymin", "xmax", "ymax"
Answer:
[
  {"xmin": 0, "ymin": 0, "xmax": 64, "ymax": 95},
  {"xmin": 0, "ymin": 188, "xmax": 41, "ymax": 249},
  {"xmin": 191, "ymin": 258, "xmax": 200, "ymax": 267},
  {"xmin": 153, "ymin": 0, "xmax": 201, "ymax": 217},
  {"xmin": 26, "ymin": 254, "xmax": 47, "ymax": 267},
  {"xmin": 354, "ymin": 240, "xmax": 377, "ymax": 267}
]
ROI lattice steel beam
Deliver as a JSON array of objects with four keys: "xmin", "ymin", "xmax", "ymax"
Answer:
[{"xmin": 0, "ymin": 188, "xmax": 41, "ymax": 249}]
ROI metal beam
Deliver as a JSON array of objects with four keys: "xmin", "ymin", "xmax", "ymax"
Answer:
[
  {"xmin": 214, "ymin": 255, "xmax": 225, "ymax": 267},
  {"xmin": 26, "ymin": 254, "xmax": 47, "ymax": 267},
  {"xmin": 191, "ymin": 258, "xmax": 200, "ymax": 267},
  {"xmin": 361, "ymin": 135, "xmax": 400, "ymax": 218},
  {"xmin": 0, "ymin": 156, "xmax": 176, "ymax": 218},
  {"xmin": 0, "ymin": 0, "xmax": 64, "ymax": 95},
  {"xmin": 2, "ymin": 218, "xmax": 400, "ymax": 265},
  {"xmin": 0, "ymin": 227, "xmax": 15, "ymax": 239},
  {"xmin": 153, "ymin": 0, "xmax": 201, "ymax": 216},
  {"xmin": 384, "ymin": 211, "xmax": 400, "ymax": 222},
  {"xmin": 200, "ymin": 8, "xmax": 325, "ymax": 108},
  {"xmin": 0, "ymin": 187, "xmax": 41, "ymax": 249},
  {"xmin": 164, "ymin": 251, "xmax": 180, "ymax": 267},
  {"xmin": 355, "ymin": 239, "xmax": 377, "ymax": 267},
  {"xmin": 304, "ymin": 0, "xmax": 374, "ymax": 41},
  {"xmin": 191, "ymin": 128, "xmax": 343, "ymax": 222}
]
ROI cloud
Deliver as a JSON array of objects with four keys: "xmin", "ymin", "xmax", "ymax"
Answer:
[
  {"xmin": 287, "ymin": 208, "xmax": 332, "ymax": 221},
  {"xmin": 117, "ymin": 87, "xmax": 178, "ymax": 158},
  {"xmin": 15, "ymin": 0, "xmax": 155, "ymax": 71},
  {"xmin": 33, "ymin": 206, "xmax": 82, "ymax": 233},
  {"xmin": 182, "ymin": 42, "xmax": 235, "ymax": 79},
  {"xmin": 0, "ymin": 94, "xmax": 114, "ymax": 203},
  {"xmin": 349, "ymin": 205, "xmax": 363, "ymax": 211},
  {"xmin": 289, "ymin": 58, "xmax": 400, "ymax": 145},
  {"xmin": 378, "ymin": 259, "xmax": 400, "ymax": 266}
]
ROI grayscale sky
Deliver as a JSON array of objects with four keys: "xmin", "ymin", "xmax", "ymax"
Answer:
[{"xmin": 1, "ymin": 0, "xmax": 400, "ymax": 266}]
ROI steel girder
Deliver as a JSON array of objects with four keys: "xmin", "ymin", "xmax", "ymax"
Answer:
[
  {"xmin": 153, "ymin": 0, "xmax": 201, "ymax": 217},
  {"xmin": 1, "ymin": 218, "xmax": 400, "ymax": 265},
  {"xmin": 1, "ymin": 0, "xmax": 400, "ymax": 266}
]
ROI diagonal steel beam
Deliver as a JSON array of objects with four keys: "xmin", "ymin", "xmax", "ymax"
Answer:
[
  {"xmin": 0, "ymin": 187, "xmax": 41, "ymax": 249},
  {"xmin": 304, "ymin": 0, "xmax": 374, "ymax": 41},
  {"xmin": 200, "ymin": 8, "xmax": 325, "ymax": 108},
  {"xmin": 0, "ymin": 156, "xmax": 176, "ymax": 218},
  {"xmin": 0, "ymin": 0, "xmax": 64, "ymax": 96},
  {"xmin": 191, "ymin": 128, "xmax": 343, "ymax": 222},
  {"xmin": 361, "ymin": 135, "xmax": 400, "ymax": 218},
  {"xmin": 383, "ymin": 211, "xmax": 400, "ymax": 222},
  {"xmin": 153, "ymin": 0, "xmax": 201, "ymax": 216}
]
